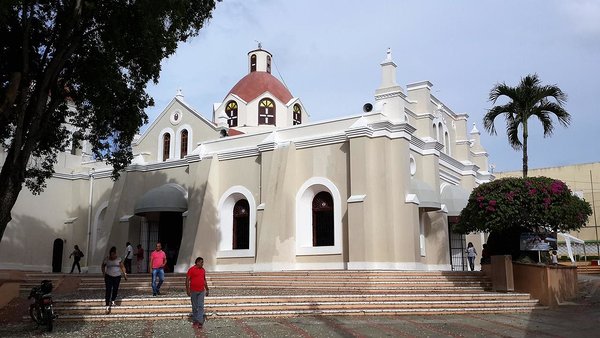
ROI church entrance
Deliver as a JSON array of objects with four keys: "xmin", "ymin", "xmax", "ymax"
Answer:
[
  {"xmin": 448, "ymin": 218, "xmax": 467, "ymax": 271},
  {"xmin": 52, "ymin": 238, "xmax": 63, "ymax": 273},
  {"xmin": 134, "ymin": 184, "xmax": 188, "ymax": 273},
  {"xmin": 144, "ymin": 212, "xmax": 183, "ymax": 273}
]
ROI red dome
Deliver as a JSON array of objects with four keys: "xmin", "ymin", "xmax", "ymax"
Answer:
[{"xmin": 226, "ymin": 71, "xmax": 293, "ymax": 104}]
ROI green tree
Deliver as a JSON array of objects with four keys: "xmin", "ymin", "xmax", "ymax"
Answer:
[
  {"xmin": 454, "ymin": 177, "xmax": 592, "ymax": 235},
  {"xmin": 0, "ymin": 0, "xmax": 218, "ymax": 241},
  {"xmin": 483, "ymin": 74, "xmax": 571, "ymax": 178}
]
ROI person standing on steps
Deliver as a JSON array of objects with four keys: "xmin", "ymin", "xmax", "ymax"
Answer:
[
  {"xmin": 123, "ymin": 242, "xmax": 133, "ymax": 274},
  {"xmin": 69, "ymin": 245, "xmax": 84, "ymax": 273},
  {"xmin": 134, "ymin": 244, "xmax": 144, "ymax": 273},
  {"xmin": 186, "ymin": 256, "xmax": 209, "ymax": 328},
  {"xmin": 149, "ymin": 242, "xmax": 166, "ymax": 296},
  {"xmin": 102, "ymin": 246, "xmax": 127, "ymax": 313},
  {"xmin": 466, "ymin": 242, "xmax": 477, "ymax": 271}
]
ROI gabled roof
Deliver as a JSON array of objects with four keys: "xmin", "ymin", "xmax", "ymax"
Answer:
[{"xmin": 226, "ymin": 71, "xmax": 293, "ymax": 104}]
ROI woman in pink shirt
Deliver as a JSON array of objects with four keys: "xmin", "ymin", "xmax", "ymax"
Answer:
[{"xmin": 149, "ymin": 242, "xmax": 166, "ymax": 296}]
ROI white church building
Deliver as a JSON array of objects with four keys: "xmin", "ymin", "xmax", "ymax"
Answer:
[{"xmin": 0, "ymin": 47, "xmax": 492, "ymax": 273}]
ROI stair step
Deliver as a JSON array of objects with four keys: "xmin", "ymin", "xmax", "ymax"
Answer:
[{"xmin": 52, "ymin": 305, "xmax": 544, "ymax": 321}]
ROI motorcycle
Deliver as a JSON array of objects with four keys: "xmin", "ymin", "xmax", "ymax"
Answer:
[{"xmin": 28, "ymin": 280, "xmax": 56, "ymax": 332}]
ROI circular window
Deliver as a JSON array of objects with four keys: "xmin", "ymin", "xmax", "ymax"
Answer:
[{"xmin": 170, "ymin": 110, "xmax": 182, "ymax": 125}]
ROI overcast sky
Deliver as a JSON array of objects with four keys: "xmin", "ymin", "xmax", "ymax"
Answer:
[{"xmin": 145, "ymin": 0, "xmax": 600, "ymax": 173}]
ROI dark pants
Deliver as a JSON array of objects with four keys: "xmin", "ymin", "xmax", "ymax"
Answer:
[
  {"xmin": 70, "ymin": 259, "xmax": 81, "ymax": 273},
  {"xmin": 104, "ymin": 275, "xmax": 122, "ymax": 306},
  {"xmin": 468, "ymin": 256, "xmax": 476, "ymax": 271},
  {"xmin": 124, "ymin": 258, "xmax": 132, "ymax": 274}
]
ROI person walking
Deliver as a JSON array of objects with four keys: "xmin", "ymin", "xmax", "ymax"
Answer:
[
  {"xmin": 69, "ymin": 245, "xmax": 84, "ymax": 273},
  {"xmin": 102, "ymin": 246, "xmax": 127, "ymax": 313},
  {"xmin": 186, "ymin": 257, "xmax": 209, "ymax": 328},
  {"xmin": 123, "ymin": 242, "xmax": 133, "ymax": 274},
  {"xmin": 149, "ymin": 242, "xmax": 166, "ymax": 296},
  {"xmin": 134, "ymin": 244, "xmax": 145, "ymax": 273},
  {"xmin": 466, "ymin": 242, "xmax": 477, "ymax": 271}
]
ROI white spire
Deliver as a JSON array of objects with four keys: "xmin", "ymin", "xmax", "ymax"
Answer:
[
  {"xmin": 470, "ymin": 123, "xmax": 480, "ymax": 134},
  {"xmin": 379, "ymin": 48, "xmax": 398, "ymax": 88}
]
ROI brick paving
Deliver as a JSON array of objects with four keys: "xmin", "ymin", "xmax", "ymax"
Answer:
[{"xmin": 1, "ymin": 274, "xmax": 597, "ymax": 337}]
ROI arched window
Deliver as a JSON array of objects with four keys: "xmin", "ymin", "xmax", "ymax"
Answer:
[
  {"xmin": 258, "ymin": 98, "xmax": 276, "ymax": 125},
  {"xmin": 267, "ymin": 55, "xmax": 271, "ymax": 73},
  {"xmin": 232, "ymin": 199, "xmax": 250, "ymax": 250},
  {"xmin": 225, "ymin": 101, "xmax": 238, "ymax": 127},
  {"xmin": 432, "ymin": 124, "xmax": 437, "ymax": 140},
  {"xmin": 71, "ymin": 131, "xmax": 82, "ymax": 155},
  {"xmin": 162, "ymin": 133, "xmax": 171, "ymax": 161},
  {"xmin": 293, "ymin": 104, "xmax": 302, "ymax": 125},
  {"xmin": 444, "ymin": 131, "xmax": 450, "ymax": 155},
  {"xmin": 312, "ymin": 191, "xmax": 334, "ymax": 246},
  {"xmin": 438, "ymin": 123, "xmax": 443, "ymax": 145},
  {"xmin": 180, "ymin": 129, "xmax": 188, "ymax": 158},
  {"xmin": 250, "ymin": 54, "xmax": 257, "ymax": 72}
]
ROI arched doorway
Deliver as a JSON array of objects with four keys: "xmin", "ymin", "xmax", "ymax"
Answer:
[
  {"xmin": 134, "ymin": 184, "xmax": 187, "ymax": 273},
  {"xmin": 52, "ymin": 238, "xmax": 64, "ymax": 273},
  {"xmin": 312, "ymin": 191, "xmax": 334, "ymax": 246}
]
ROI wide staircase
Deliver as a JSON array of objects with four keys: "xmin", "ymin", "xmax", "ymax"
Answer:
[
  {"xmin": 576, "ymin": 264, "xmax": 600, "ymax": 274},
  {"xmin": 24, "ymin": 270, "xmax": 542, "ymax": 321}
]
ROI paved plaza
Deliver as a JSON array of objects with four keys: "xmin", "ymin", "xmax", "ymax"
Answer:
[{"xmin": 1, "ymin": 274, "xmax": 597, "ymax": 337}]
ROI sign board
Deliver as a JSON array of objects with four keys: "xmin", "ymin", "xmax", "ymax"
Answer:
[{"xmin": 520, "ymin": 232, "xmax": 552, "ymax": 251}]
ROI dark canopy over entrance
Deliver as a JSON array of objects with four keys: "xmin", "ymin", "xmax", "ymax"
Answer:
[{"xmin": 134, "ymin": 184, "xmax": 187, "ymax": 215}]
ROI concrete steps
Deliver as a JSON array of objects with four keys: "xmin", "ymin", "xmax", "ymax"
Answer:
[
  {"xmin": 577, "ymin": 265, "xmax": 600, "ymax": 274},
  {"xmin": 34, "ymin": 270, "xmax": 543, "ymax": 320},
  {"xmin": 53, "ymin": 294, "xmax": 540, "ymax": 320}
]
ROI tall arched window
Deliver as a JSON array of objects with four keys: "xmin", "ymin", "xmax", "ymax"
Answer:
[
  {"xmin": 312, "ymin": 192, "xmax": 334, "ymax": 246},
  {"xmin": 233, "ymin": 199, "xmax": 250, "ymax": 250},
  {"xmin": 438, "ymin": 123, "xmax": 443, "ymax": 144},
  {"xmin": 432, "ymin": 124, "xmax": 438, "ymax": 140},
  {"xmin": 444, "ymin": 131, "xmax": 450, "ymax": 155},
  {"xmin": 250, "ymin": 54, "xmax": 257, "ymax": 72},
  {"xmin": 267, "ymin": 55, "xmax": 271, "ymax": 73},
  {"xmin": 162, "ymin": 133, "xmax": 171, "ymax": 161},
  {"xmin": 180, "ymin": 129, "xmax": 188, "ymax": 158},
  {"xmin": 225, "ymin": 101, "xmax": 238, "ymax": 127},
  {"xmin": 258, "ymin": 98, "xmax": 276, "ymax": 125},
  {"xmin": 293, "ymin": 104, "xmax": 302, "ymax": 125}
]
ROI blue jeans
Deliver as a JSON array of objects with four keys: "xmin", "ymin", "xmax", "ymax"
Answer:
[
  {"xmin": 190, "ymin": 290, "xmax": 206, "ymax": 323},
  {"xmin": 151, "ymin": 268, "xmax": 164, "ymax": 294},
  {"xmin": 468, "ymin": 256, "xmax": 476, "ymax": 271}
]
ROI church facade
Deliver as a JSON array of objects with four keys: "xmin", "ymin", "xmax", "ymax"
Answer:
[{"xmin": 0, "ymin": 48, "xmax": 491, "ymax": 273}]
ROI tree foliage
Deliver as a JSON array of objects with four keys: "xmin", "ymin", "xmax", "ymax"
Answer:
[
  {"xmin": 453, "ymin": 177, "xmax": 592, "ymax": 235},
  {"xmin": 0, "ymin": 0, "xmax": 217, "ymax": 240},
  {"xmin": 483, "ymin": 74, "xmax": 570, "ymax": 177}
]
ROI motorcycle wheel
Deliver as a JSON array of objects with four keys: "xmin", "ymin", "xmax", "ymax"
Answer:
[
  {"xmin": 29, "ymin": 304, "xmax": 39, "ymax": 323},
  {"xmin": 46, "ymin": 311, "xmax": 53, "ymax": 332}
]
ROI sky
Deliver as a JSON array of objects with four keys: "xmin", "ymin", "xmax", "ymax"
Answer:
[{"xmin": 144, "ymin": 0, "xmax": 600, "ymax": 173}]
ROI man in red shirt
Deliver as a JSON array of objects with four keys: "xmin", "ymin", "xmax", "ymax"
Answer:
[
  {"xmin": 149, "ymin": 242, "xmax": 166, "ymax": 296},
  {"xmin": 186, "ymin": 256, "xmax": 209, "ymax": 328}
]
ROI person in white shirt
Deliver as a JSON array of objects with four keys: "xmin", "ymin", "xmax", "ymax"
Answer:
[
  {"xmin": 102, "ymin": 246, "xmax": 127, "ymax": 313},
  {"xmin": 123, "ymin": 242, "xmax": 133, "ymax": 274}
]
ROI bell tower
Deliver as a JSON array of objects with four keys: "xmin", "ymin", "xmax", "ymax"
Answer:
[{"xmin": 248, "ymin": 42, "xmax": 273, "ymax": 74}]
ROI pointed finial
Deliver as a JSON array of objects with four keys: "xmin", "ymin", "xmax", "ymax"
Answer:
[
  {"xmin": 176, "ymin": 88, "xmax": 184, "ymax": 100},
  {"xmin": 386, "ymin": 48, "xmax": 392, "ymax": 61},
  {"xmin": 255, "ymin": 40, "xmax": 262, "ymax": 49},
  {"xmin": 470, "ymin": 122, "xmax": 480, "ymax": 134}
]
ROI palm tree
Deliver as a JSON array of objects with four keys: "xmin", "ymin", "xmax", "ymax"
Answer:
[{"xmin": 483, "ymin": 74, "xmax": 570, "ymax": 177}]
